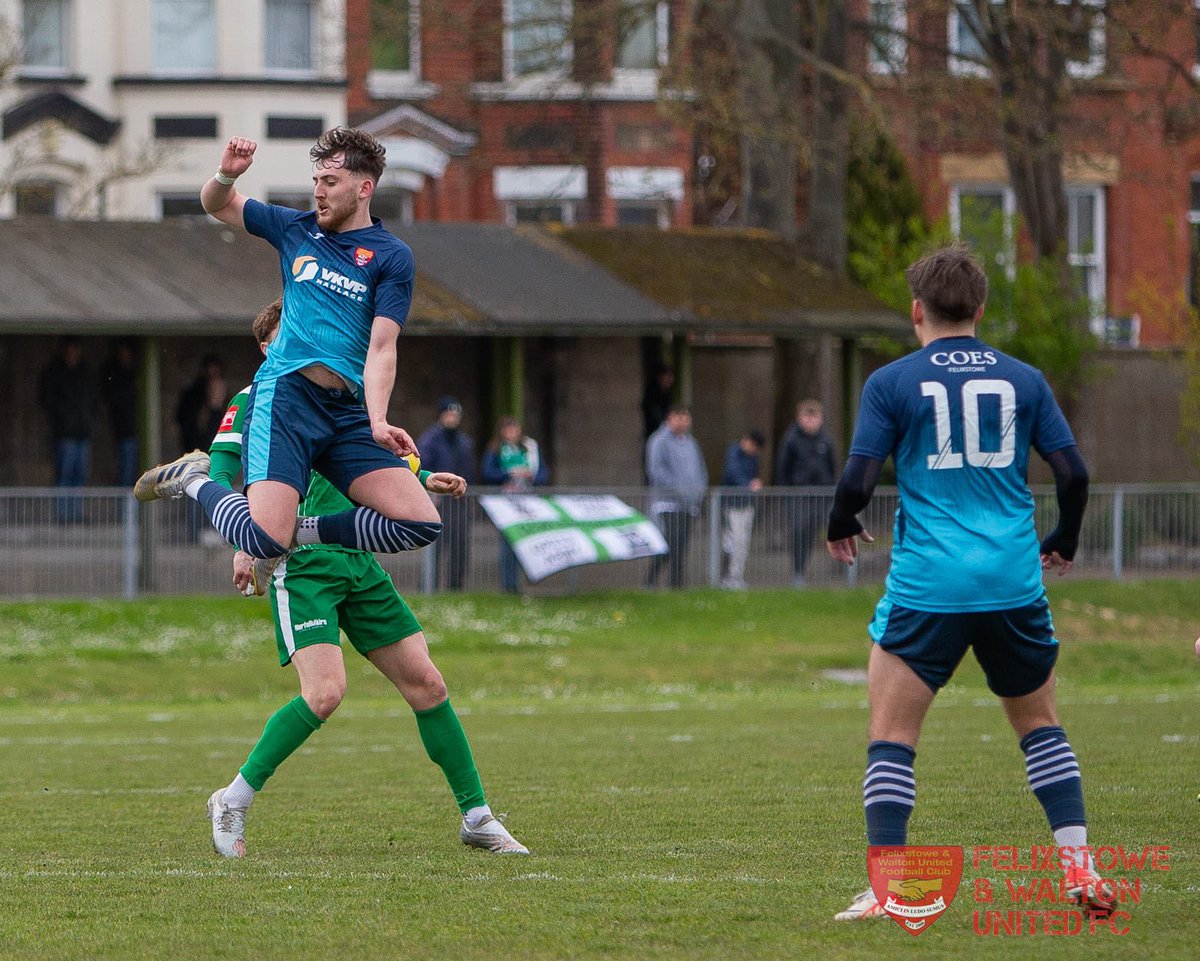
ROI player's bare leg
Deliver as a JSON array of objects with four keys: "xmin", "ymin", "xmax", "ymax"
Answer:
[
  {"xmin": 1001, "ymin": 672, "xmax": 1112, "ymax": 915},
  {"xmin": 348, "ymin": 466, "xmax": 441, "ymax": 523},
  {"xmin": 369, "ymin": 633, "xmax": 529, "ymax": 855}
]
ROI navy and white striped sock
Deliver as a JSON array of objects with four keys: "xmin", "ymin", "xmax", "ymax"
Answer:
[
  {"xmin": 192, "ymin": 481, "xmax": 290, "ymax": 559},
  {"xmin": 302, "ymin": 508, "xmax": 442, "ymax": 553},
  {"xmin": 864, "ymin": 740, "xmax": 917, "ymax": 845},
  {"xmin": 1021, "ymin": 725, "xmax": 1086, "ymax": 830}
]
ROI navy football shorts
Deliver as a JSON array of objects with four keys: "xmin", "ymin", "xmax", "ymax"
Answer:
[
  {"xmin": 868, "ymin": 593, "xmax": 1058, "ymax": 698},
  {"xmin": 243, "ymin": 371, "xmax": 408, "ymax": 496}
]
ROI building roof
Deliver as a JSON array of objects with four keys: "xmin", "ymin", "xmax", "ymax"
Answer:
[
  {"xmin": 556, "ymin": 227, "xmax": 905, "ymax": 336},
  {"xmin": 0, "ymin": 219, "xmax": 905, "ymax": 337}
]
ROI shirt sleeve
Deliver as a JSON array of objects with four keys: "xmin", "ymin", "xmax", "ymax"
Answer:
[
  {"xmin": 374, "ymin": 245, "xmax": 415, "ymax": 327},
  {"xmin": 849, "ymin": 371, "xmax": 898, "ymax": 461},
  {"xmin": 1031, "ymin": 374, "xmax": 1077, "ymax": 457},
  {"xmin": 209, "ymin": 390, "xmax": 250, "ymax": 456},
  {"xmin": 242, "ymin": 198, "xmax": 299, "ymax": 247}
]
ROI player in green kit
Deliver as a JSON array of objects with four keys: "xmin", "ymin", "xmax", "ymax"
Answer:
[{"xmin": 204, "ymin": 299, "xmax": 528, "ymax": 858}]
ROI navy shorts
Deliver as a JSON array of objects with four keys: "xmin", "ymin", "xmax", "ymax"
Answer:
[
  {"xmin": 243, "ymin": 371, "xmax": 408, "ymax": 496},
  {"xmin": 868, "ymin": 594, "xmax": 1058, "ymax": 698}
]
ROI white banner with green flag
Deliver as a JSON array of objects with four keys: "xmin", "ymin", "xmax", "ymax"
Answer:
[{"xmin": 479, "ymin": 494, "xmax": 668, "ymax": 583}]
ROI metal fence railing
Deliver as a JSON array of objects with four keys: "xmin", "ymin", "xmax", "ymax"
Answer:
[{"xmin": 2, "ymin": 485, "xmax": 1199, "ymax": 599}]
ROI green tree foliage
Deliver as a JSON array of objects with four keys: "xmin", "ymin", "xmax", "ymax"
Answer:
[{"xmin": 846, "ymin": 123, "xmax": 1091, "ymax": 392}]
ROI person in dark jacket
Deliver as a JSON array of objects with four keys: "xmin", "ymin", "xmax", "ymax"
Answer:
[
  {"xmin": 481, "ymin": 416, "xmax": 550, "ymax": 594},
  {"xmin": 100, "ymin": 338, "xmax": 139, "ymax": 487},
  {"xmin": 38, "ymin": 337, "xmax": 96, "ymax": 522},
  {"xmin": 417, "ymin": 397, "xmax": 476, "ymax": 590},
  {"xmin": 719, "ymin": 429, "xmax": 764, "ymax": 589},
  {"xmin": 641, "ymin": 364, "xmax": 675, "ymax": 440},
  {"xmin": 776, "ymin": 399, "xmax": 837, "ymax": 586}
]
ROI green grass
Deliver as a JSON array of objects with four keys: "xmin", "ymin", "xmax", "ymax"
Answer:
[{"xmin": 0, "ymin": 581, "xmax": 1197, "ymax": 960}]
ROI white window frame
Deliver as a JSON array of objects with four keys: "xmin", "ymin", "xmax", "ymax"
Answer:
[
  {"xmin": 951, "ymin": 181, "xmax": 1106, "ymax": 316},
  {"xmin": 614, "ymin": 200, "xmax": 672, "ymax": 228},
  {"xmin": 152, "ymin": 0, "xmax": 216, "ymax": 75},
  {"xmin": 1194, "ymin": 0, "xmax": 1200, "ymax": 80},
  {"xmin": 20, "ymin": 0, "xmax": 70, "ymax": 76},
  {"xmin": 614, "ymin": 0, "xmax": 669, "ymax": 74},
  {"xmin": 1060, "ymin": 0, "xmax": 1105, "ymax": 80},
  {"xmin": 13, "ymin": 179, "xmax": 66, "ymax": 218},
  {"xmin": 948, "ymin": 0, "xmax": 996, "ymax": 78},
  {"xmin": 156, "ymin": 191, "xmax": 211, "ymax": 219},
  {"xmin": 264, "ymin": 0, "xmax": 319, "ymax": 77},
  {"xmin": 367, "ymin": 0, "xmax": 422, "ymax": 94},
  {"xmin": 949, "ymin": 182, "xmax": 1017, "ymax": 278},
  {"xmin": 1066, "ymin": 184, "xmax": 1106, "ymax": 319},
  {"xmin": 504, "ymin": 0, "xmax": 573, "ymax": 80},
  {"xmin": 503, "ymin": 199, "xmax": 578, "ymax": 226},
  {"xmin": 495, "ymin": 165, "xmax": 585, "ymax": 225},
  {"xmin": 868, "ymin": 0, "xmax": 906, "ymax": 76}
]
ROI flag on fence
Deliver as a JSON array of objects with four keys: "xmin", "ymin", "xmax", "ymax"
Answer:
[{"xmin": 478, "ymin": 494, "xmax": 668, "ymax": 582}]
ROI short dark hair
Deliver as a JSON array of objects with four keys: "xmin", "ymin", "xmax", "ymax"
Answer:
[
  {"xmin": 747, "ymin": 429, "xmax": 765, "ymax": 447},
  {"xmin": 253, "ymin": 298, "xmax": 282, "ymax": 345},
  {"xmin": 310, "ymin": 127, "xmax": 387, "ymax": 185},
  {"xmin": 905, "ymin": 244, "xmax": 988, "ymax": 325},
  {"xmin": 667, "ymin": 403, "xmax": 691, "ymax": 417}
]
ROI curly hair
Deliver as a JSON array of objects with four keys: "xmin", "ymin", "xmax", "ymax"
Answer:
[
  {"xmin": 252, "ymin": 298, "xmax": 282, "ymax": 345},
  {"xmin": 309, "ymin": 127, "xmax": 387, "ymax": 184}
]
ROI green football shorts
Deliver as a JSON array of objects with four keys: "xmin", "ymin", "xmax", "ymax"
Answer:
[{"xmin": 268, "ymin": 548, "xmax": 423, "ymax": 666}]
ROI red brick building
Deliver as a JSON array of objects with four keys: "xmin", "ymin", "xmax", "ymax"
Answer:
[
  {"xmin": 344, "ymin": 0, "xmax": 694, "ymax": 229},
  {"xmin": 854, "ymin": 0, "xmax": 1200, "ymax": 347}
]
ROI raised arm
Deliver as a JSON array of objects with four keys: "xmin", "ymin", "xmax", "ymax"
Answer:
[
  {"xmin": 200, "ymin": 137, "xmax": 257, "ymax": 228},
  {"xmin": 1039, "ymin": 445, "xmax": 1089, "ymax": 575}
]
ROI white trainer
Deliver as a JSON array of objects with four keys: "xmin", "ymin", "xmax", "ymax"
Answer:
[
  {"xmin": 834, "ymin": 888, "xmax": 887, "ymax": 921},
  {"xmin": 460, "ymin": 814, "xmax": 529, "ymax": 855},
  {"xmin": 207, "ymin": 788, "xmax": 247, "ymax": 858},
  {"xmin": 133, "ymin": 450, "xmax": 210, "ymax": 503}
]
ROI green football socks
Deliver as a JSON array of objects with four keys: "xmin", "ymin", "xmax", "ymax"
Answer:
[
  {"xmin": 239, "ymin": 695, "xmax": 325, "ymax": 791},
  {"xmin": 415, "ymin": 698, "xmax": 487, "ymax": 813}
]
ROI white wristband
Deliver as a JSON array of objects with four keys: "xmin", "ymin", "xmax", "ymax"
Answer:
[{"xmin": 213, "ymin": 169, "xmax": 237, "ymax": 186}]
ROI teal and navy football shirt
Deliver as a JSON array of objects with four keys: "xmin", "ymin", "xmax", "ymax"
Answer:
[
  {"xmin": 243, "ymin": 199, "xmax": 414, "ymax": 394},
  {"xmin": 851, "ymin": 336, "xmax": 1076, "ymax": 612}
]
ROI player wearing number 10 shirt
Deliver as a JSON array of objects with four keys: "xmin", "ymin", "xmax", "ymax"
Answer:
[{"xmin": 824, "ymin": 246, "xmax": 1111, "ymax": 923}]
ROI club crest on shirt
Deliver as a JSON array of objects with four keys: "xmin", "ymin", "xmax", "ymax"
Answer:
[
  {"xmin": 354, "ymin": 247, "xmax": 375, "ymax": 267},
  {"xmin": 868, "ymin": 845, "xmax": 963, "ymax": 936}
]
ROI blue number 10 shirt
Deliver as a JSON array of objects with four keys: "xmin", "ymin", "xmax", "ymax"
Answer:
[
  {"xmin": 850, "ymin": 336, "xmax": 1076, "ymax": 612},
  {"xmin": 243, "ymin": 198, "xmax": 415, "ymax": 395}
]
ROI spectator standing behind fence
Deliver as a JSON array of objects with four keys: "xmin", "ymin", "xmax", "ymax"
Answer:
[
  {"xmin": 720, "ymin": 429, "xmax": 764, "ymax": 590},
  {"xmin": 645, "ymin": 404, "xmax": 708, "ymax": 589},
  {"xmin": 641, "ymin": 365, "xmax": 675, "ymax": 439},
  {"xmin": 175, "ymin": 354, "xmax": 229, "ymax": 544},
  {"xmin": 100, "ymin": 339, "xmax": 139, "ymax": 487},
  {"xmin": 38, "ymin": 337, "xmax": 96, "ymax": 522},
  {"xmin": 418, "ymin": 397, "xmax": 476, "ymax": 591},
  {"xmin": 777, "ymin": 399, "xmax": 838, "ymax": 587},
  {"xmin": 482, "ymin": 416, "xmax": 550, "ymax": 594}
]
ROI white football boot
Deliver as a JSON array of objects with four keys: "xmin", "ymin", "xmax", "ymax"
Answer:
[
  {"xmin": 133, "ymin": 450, "xmax": 210, "ymax": 502},
  {"xmin": 207, "ymin": 788, "xmax": 248, "ymax": 858},
  {"xmin": 834, "ymin": 888, "xmax": 887, "ymax": 921},
  {"xmin": 460, "ymin": 814, "xmax": 529, "ymax": 855}
]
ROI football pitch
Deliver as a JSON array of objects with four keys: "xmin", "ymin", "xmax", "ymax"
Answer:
[{"xmin": 0, "ymin": 582, "xmax": 1196, "ymax": 960}]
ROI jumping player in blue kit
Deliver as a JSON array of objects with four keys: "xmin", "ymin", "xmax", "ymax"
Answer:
[
  {"xmin": 134, "ymin": 129, "xmax": 441, "ymax": 584},
  {"xmin": 826, "ymin": 246, "xmax": 1112, "ymax": 922}
]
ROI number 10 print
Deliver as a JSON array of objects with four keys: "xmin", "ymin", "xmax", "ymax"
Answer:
[{"xmin": 920, "ymin": 380, "xmax": 1016, "ymax": 470}]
